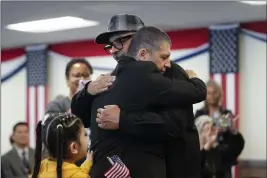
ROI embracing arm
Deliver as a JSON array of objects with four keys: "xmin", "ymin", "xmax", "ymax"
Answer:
[
  {"xmin": 72, "ymin": 73, "xmax": 115, "ymax": 127},
  {"xmin": 133, "ymin": 62, "xmax": 207, "ymax": 107},
  {"xmin": 71, "ymin": 82, "xmax": 95, "ymax": 128},
  {"xmin": 119, "ymin": 62, "xmax": 202, "ymax": 139},
  {"xmin": 146, "ymin": 70, "xmax": 207, "ymax": 106}
]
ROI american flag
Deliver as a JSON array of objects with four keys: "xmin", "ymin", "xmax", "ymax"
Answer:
[
  {"xmin": 26, "ymin": 45, "xmax": 48, "ymax": 148},
  {"xmin": 104, "ymin": 155, "xmax": 130, "ymax": 178},
  {"xmin": 209, "ymin": 24, "xmax": 240, "ymax": 178}
]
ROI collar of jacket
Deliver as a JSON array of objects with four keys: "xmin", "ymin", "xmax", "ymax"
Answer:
[
  {"xmin": 117, "ymin": 55, "xmax": 136, "ymax": 62},
  {"xmin": 113, "ymin": 55, "xmax": 137, "ymax": 75}
]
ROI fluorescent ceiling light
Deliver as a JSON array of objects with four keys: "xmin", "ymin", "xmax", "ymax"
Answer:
[
  {"xmin": 240, "ymin": 1, "xmax": 267, "ymax": 5},
  {"xmin": 6, "ymin": 16, "xmax": 99, "ymax": 33}
]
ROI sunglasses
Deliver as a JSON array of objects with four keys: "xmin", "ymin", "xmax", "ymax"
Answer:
[{"xmin": 104, "ymin": 34, "xmax": 134, "ymax": 55}]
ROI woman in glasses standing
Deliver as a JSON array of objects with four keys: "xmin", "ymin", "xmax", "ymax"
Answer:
[{"xmin": 45, "ymin": 58, "xmax": 93, "ymax": 114}]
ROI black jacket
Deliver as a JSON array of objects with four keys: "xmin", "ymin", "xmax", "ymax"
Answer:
[
  {"xmin": 200, "ymin": 131, "xmax": 245, "ymax": 178},
  {"xmin": 162, "ymin": 63, "xmax": 205, "ymax": 178},
  {"xmin": 71, "ymin": 57, "xmax": 206, "ymax": 178},
  {"xmin": 195, "ymin": 107, "xmax": 245, "ymax": 178}
]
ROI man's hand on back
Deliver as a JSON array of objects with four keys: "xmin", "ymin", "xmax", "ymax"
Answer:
[
  {"xmin": 96, "ymin": 105, "xmax": 121, "ymax": 130},
  {"xmin": 185, "ymin": 70, "xmax": 198, "ymax": 79},
  {"xmin": 87, "ymin": 74, "xmax": 115, "ymax": 95}
]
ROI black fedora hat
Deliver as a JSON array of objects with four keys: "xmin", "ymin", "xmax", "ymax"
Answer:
[{"xmin": 95, "ymin": 13, "xmax": 144, "ymax": 44}]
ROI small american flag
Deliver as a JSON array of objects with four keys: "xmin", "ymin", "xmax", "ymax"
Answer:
[
  {"xmin": 209, "ymin": 24, "xmax": 240, "ymax": 178},
  {"xmin": 26, "ymin": 45, "xmax": 48, "ymax": 148},
  {"xmin": 104, "ymin": 155, "xmax": 130, "ymax": 178}
]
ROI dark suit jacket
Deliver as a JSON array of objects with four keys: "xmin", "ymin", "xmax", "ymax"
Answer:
[
  {"xmin": 117, "ymin": 62, "xmax": 205, "ymax": 178},
  {"xmin": 72, "ymin": 57, "xmax": 206, "ymax": 178},
  {"xmin": 1, "ymin": 147, "xmax": 35, "ymax": 178}
]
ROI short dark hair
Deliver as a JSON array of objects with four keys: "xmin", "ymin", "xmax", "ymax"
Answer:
[
  {"xmin": 10, "ymin": 136, "xmax": 14, "ymax": 144},
  {"xmin": 65, "ymin": 58, "xmax": 93, "ymax": 79},
  {"xmin": 13, "ymin": 122, "xmax": 28, "ymax": 133},
  {"xmin": 127, "ymin": 26, "xmax": 171, "ymax": 58}
]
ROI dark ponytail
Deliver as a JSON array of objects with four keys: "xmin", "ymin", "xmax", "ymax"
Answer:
[
  {"xmin": 41, "ymin": 113, "xmax": 83, "ymax": 178},
  {"xmin": 56, "ymin": 124, "xmax": 64, "ymax": 178},
  {"xmin": 32, "ymin": 121, "xmax": 42, "ymax": 178}
]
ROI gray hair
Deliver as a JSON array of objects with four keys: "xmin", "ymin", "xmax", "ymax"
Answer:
[
  {"xmin": 195, "ymin": 115, "xmax": 213, "ymax": 134},
  {"xmin": 127, "ymin": 26, "xmax": 171, "ymax": 59}
]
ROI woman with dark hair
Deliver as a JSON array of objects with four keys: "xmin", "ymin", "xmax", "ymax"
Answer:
[
  {"xmin": 46, "ymin": 58, "xmax": 93, "ymax": 114},
  {"xmin": 32, "ymin": 113, "xmax": 93, "ymax": 178}
]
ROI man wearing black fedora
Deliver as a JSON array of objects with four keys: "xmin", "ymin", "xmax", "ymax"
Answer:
[{"xmin": 71, "ymin": 14, "xmax": 205, "ymax": 178}]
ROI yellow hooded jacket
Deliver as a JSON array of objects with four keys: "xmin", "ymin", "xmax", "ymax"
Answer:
[{"xmin": 37, "ymin": 158, "xmax": 92, "ymax": 178}]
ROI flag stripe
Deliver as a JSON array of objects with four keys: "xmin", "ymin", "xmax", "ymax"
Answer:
[
  {"xmin": 26, "ymin": 45, "xmax": 48, "ymax": 148},
  {"xmin": 29, "ymin": 86, "xmax": 36, "ymax": 148},
  {"xmin": 38, "ymin": 86, "xmax": 45, "ymax": 123},
  {"xmin": 221, "ymin": 74, "xmax": 227, "ymax": 109},
  {"xmin": 35, "ymin": 87, "xmax": 38, "ymax": 130},
  {"xmin": 26, "ymin": 88, "xmax": 30, "ymax": 125},
  {"xmin": 234, "ymin": 73, "xmax": 240, "ymax": 178},
  {"xmin": 104, "ymin": 155, "xmax": 130, "ymax": 178},
  {"xmin": 45, "ymin": 86, "xmax": 48, "ymax": 111},
  {"xmin": 235, "ymin": 73, "xmax": 239, "ymax": 128},
  {"xmin": 209, "ymin": 24, "xmax": 239, "ymax": 178},
  {"xmin": 210, "ymin": 74, "xmax": 214, "ymax": 80},
  {"xmin": 213, "ymin": 74, "xmax": 222, "ymax": 86},
  {"xmin": 226, "ymin": 73, "xmax": 235, "ymax": 114},
  {"xmin": 212, "ymin": 73, "xmax": 238, "ymax": 178}
]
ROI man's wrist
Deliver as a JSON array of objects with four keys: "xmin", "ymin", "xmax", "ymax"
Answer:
[{"xmin": 86, "ymin": 81, "xmax": 94, "ymax": 95}]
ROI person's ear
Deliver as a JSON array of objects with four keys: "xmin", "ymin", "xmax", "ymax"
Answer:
[
  {"xmin": 137, "ymin": 48, "xmax": 149, "ymax": 61},
  {"xmin": 69, "ymin": 142, "xmax": 79, "ymax": 155}
]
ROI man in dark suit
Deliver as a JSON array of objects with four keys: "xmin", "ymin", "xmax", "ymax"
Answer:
[
  {"xmin": 96, "ymin": 61, "xmax": 204, "ymax": 178},
  {"xmin": 72, "ymin": 25, "xmax": 206, "ymax": 178},
  {"xmin": 1, "ymin": 122, "xmax": 35, "ymax": 178}
]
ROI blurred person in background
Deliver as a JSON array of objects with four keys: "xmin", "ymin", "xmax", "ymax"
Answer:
[
  {"xmin": 45, "ymin": 58, "xmax": 93, "ymax": 114},
  {"xmin": 44, "ymin": 58, "xmax": 94, "ymax": 161},
  {"xmin": 1, "ymin": 122, "xmax": 35, "ymax": 178},
  {"xmin": 195, "ymin": 80, "xmax": 233, "ymax": 118},
  {"xmin": 195, "ymin": 80, "xmax": 245, "ymax": 178}
]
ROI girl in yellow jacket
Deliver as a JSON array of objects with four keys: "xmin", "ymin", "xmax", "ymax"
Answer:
[{"xmin": 31, "ymin": 113, "xmax": 93, "ymax": 178}]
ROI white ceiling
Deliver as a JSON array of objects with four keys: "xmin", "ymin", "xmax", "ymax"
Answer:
[{"xmin": 1, "ymin": 1, "xmax": 266, "ymax": 49}]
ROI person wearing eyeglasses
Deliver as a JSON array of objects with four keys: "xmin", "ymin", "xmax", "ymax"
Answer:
[
  {"xmin": 46, "ymin": 58, "xmax": 94, "ymax": 115},
  {"xmin": 71, "ymin": 14, "xmax": 206, "ymax": 178}
]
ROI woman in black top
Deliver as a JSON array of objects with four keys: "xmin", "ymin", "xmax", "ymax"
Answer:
[{"xmin": 195, "ymin": 114, "xmax": 244, "ymax": 178}]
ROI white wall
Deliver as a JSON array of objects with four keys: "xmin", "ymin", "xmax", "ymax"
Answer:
[
  {"xmin": 1, "ymin": 34, "xmax": 266, "ymax": 160},
  {"xmin": 239, "ymin": 36, "xmax": 266, "ymax": 160},
  {"xmin": 1, "ymin": 68, "xmax": 26, "ymax": 154}
]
